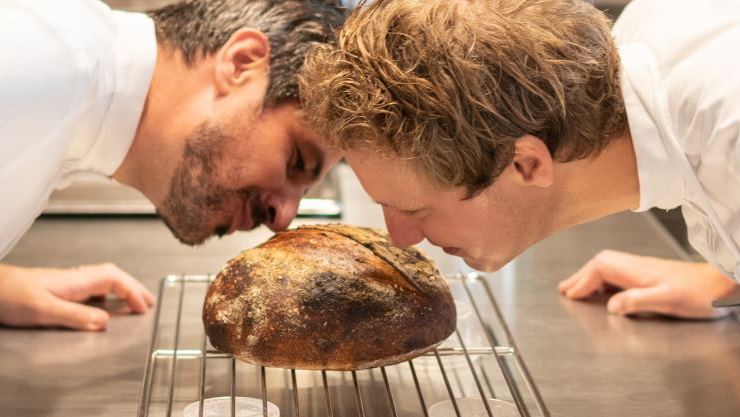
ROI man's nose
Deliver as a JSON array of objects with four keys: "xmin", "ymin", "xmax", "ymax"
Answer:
[
  {"xmin": 383, "ymin": 207, "xmax": 425, "ymax": 248},
  {"xmin": 263, "ymin": 185, "xmax": 307, "ymax": 232}
]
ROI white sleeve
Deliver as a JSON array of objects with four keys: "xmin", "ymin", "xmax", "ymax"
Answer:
[
  {"xmin": 660, "ymin": 3, "xmax": 740, "ymax": 279},
  {"xmin": 0, "ymin": 0, "xmax": 117, "ymax": 258},
  {"xmin": 663, "ymin": 10, "xmax": 740, "ymax": 169}
]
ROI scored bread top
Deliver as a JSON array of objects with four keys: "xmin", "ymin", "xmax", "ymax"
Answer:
[{"xmin": 203, "ymin": 223, "xmax": 456, "ymax": 370}]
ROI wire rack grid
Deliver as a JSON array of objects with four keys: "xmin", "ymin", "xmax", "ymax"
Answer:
[{"xmin": 137, "ymin": 273, "xmax": 549, "ymax": 417}]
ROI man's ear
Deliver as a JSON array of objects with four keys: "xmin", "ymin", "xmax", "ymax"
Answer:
[
  {"xmin": 214, "ymin": 28, "xmax": 270, "ymax": 95},
  {"xmin": 508, "ymin": 134, "xmax": 555, "ymax": 187}
]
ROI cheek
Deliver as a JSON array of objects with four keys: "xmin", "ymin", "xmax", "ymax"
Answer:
[
  {"xmin": 218, "ymin": 143, "xmax": 287, "ymax": 189},
  {"xmin": 216, "ymin": 117, "xmax": 288, "ymax": 187},
  {"xmin": 434, "ymin": 199, "xmax": 518, "ymax": 247},
  {"xmin": 222, "ymin": 160, "xmax": 285, "ymax": 190},
  {"xmin": 419, "ymin": 205, "xmax": 480, "ymax": 244}
]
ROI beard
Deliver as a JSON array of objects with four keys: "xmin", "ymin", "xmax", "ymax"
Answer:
[{"xmin": 157, "ymin": 122, "xmax": 267, "ymax": 246}]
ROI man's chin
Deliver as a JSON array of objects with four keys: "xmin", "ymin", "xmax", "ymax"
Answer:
[
  {"xmin": 167, "ymin": 228, "xmax": 211, "ymax": 246},
  {"xmin": 168, "ymin": 223, "xmax": 263, "ymax": 246},
  {"xmin": 462, "ymin": 256, "xmax": 507, "ymax": 273},
  {"xmin": 157, "ymin": 211, "xmax": 214, "ymax": 246}
]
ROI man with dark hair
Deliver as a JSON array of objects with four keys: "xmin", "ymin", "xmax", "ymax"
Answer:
[
  {"xmin": 0, "ymin": 0, "xmax": 344, "ymax": 330},
  {"xmin": 300, "ymin": 0, "xmax": 740, "ymax": 319}
]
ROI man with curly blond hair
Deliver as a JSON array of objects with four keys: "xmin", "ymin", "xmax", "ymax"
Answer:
[{"xmin": 300, "ymin": 0, "xmax": 740, "ymax": 319}]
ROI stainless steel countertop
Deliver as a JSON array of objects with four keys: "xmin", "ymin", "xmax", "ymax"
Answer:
[{"xmin": 1, "ymin": 165, "xmax": 739, "ymax": 417}]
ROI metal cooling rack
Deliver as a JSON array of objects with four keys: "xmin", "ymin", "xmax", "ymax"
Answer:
[{"xmin": 137, "ymin": 273, "xmax": 549, "ymax": 417}]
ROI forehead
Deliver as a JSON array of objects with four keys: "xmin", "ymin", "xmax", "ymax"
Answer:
[
  {"xmin": 344, "ymin": 148, "xmax": 446, "ymax": 203},
  {"xmin": 251, "ymin": 103, "xmax": 323, "ymax": 145},
  {"xmin": 222, "ymin": 102, "xmax": 342, "ymax": 169}
]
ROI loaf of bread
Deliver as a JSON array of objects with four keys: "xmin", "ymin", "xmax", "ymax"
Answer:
[{"xmin": 203, "ymin": 224, "xmax": 456, "ymax": 370}]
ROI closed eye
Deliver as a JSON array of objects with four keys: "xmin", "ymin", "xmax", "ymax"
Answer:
[
  {"xmin": 398, "ymin": 209, "xmax": 420, "ymax": 216},
  {"xmin": 373, "ymin": 200, "xmax": 424, "ymax": 216},
  {"xmin": 391, "ymin": 205, "xmax": 422, "ymax": 216},
  {"xmin": 290, "ymin": 145, "xmax": 305, "ymax": 174},
  {"xmin": 294, "ymin": 142, "xmax": 325, "ymax": 182}
]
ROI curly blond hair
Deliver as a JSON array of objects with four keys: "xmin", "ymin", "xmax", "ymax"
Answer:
[{"xmin": 300, "ymin": 0, "xmax": 627, "ymax": 196}]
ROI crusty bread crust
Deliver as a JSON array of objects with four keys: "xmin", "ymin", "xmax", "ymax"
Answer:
[{"xmin": 203, "ymin": 224, "xmax": 456, "ymax": 370}]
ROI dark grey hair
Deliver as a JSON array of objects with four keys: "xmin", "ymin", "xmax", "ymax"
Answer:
[{"xmin": 148, "ymin": 0, "xmax": 345, "ymax": 106}]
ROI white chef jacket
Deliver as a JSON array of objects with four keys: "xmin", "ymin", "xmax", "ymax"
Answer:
[
  {"xmin": 0, "ymin": 0, "xmax": 156, "ymax": 258},
  {"xmin": 614, "ymin": 0, "xmax": 740, "ymax": 281}
]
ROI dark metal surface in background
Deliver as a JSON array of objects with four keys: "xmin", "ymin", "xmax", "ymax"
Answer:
[
  {"xmin": 103, "ymin": 1, "xmax": 632, "ymax": 14},
  {"xmin": 105, "ymin": 0, "xmax": 175, "ymax": 10}
]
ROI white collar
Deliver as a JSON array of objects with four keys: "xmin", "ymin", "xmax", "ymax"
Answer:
[
  {"xmin": 78, "ymin": 10, "xmax": 156, "ymax": 177},
  {"xmin": 619, "ymin": 42, "xmax": 685, "ymax": 212}
]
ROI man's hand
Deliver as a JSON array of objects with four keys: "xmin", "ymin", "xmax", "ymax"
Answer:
[
  {"xmin": 0, "ymin": 263, "xmax": 155, "ymax": 331},
  {"xmin": 558, "ymin": 250, "xmax": 738, "ymax": 319}
]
